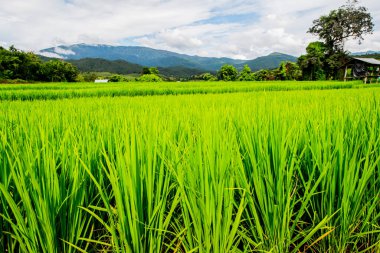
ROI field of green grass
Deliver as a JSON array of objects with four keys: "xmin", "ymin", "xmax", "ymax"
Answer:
[
  {"xmin": 0, "ymin": 80, "xmax": 379, "ymax": 101},
  {"xmin": 0, "ymin": 81, "xmax": 379, "ymax": 252}
]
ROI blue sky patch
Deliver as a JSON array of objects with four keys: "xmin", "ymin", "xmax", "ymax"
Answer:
[{"xmin": 194, "ymin": 12, "xmax": 259, "ymax": 25}]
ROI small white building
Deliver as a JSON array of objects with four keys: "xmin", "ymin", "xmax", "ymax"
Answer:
[{"xmin": 94, "ymin": 79, "xmax": 109, "ymax": 83}]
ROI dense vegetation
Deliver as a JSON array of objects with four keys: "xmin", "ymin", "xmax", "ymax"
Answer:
[
  {"xmin": 0, "ymin": 82, "xmax": 379, "ymax": 252},
  {"xmin": 0, "ymin": 46, "xmax": 79, "ymax": 82},
  {"xmin": 0, "ymin": 80, "xmax": 374, "ymax": 101},
  {"xmin": 67, "ymin": 58, "xmax": 142, "ymax": 75},
  {"xmin": 64, "ymin": 58, "xmax": 206, "ymax": 79},
  {"xmin": 300, "ymin": 0, "xmax": 374, "ymax": 80}
]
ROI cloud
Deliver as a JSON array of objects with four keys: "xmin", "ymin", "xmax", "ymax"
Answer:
[
  {"xmin": 0, "ymin": 0, "xmax": 379, "ymax": 59},
  {"xmin": 38, "ymin": 51, "xmax": 64, "ymax": 58},
  {"xmin": 54, "ymin": 47, "xmax": 76, "ymax": 55},
  {"xmin": 135, "ymin": 23, "xmax": 240, "ymax": 56}
]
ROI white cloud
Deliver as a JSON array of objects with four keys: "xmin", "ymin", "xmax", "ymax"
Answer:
[
  {"xmin": 0, "ymin": 0, "xmax": 379, "ymax": 59},
  {"xmin": 38, "ymin": 51, "xmax": 64, "ymax": 58},
  {"xmin": 54, "ymin": 47, "xmax": 76, "ymax": 55}
]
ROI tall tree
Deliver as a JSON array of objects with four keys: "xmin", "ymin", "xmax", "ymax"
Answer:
[
  {"xmin": 218, "ymin": 64, "xmax": 238, "ymax": 81},
  {"xmin": 238, "ymin": 64, "xmax": 254, "ymax": 81},
  {"xmin": 278, "ymin": 61, "xmax": 302, "ymax": 80},
  {"xmin": 308, "ymin": 0, "xmax": 374, "ymax": 53},
  {"xmin": 41, "ymin": 60, "xmax": 78, "ymax": 82},
  {"xmin": 0, "ymin": 46, "xmax": 43, "ymax": 81},
  {"xmin": 307, "ymin": 0, "xmax": 374, "ymax": 79},
  {"xmin": 142, "ymin": 67, "xmax": 159, "ymax": 75},
  {"xmin": 298, "ymin": 42, "xmax": 327, "ymax": 80}
]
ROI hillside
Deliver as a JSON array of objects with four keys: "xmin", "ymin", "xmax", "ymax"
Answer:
[
  {"xmin": 39, "ymin": 44, "xmax": 296, "ymax": 72},
  {"xmin": 67, "ymin": 58, "xmax": 142, "ymax": 74},
  {"xmin": 63, "ymin": 58, "xmax": 208, "ymax": 78},
  {"xmin": 39, "ymin": 44, "xmax": 244, "ymax": 71},
  {"xmin": 237, "ymin": 52, "xmax": 298, "ymax": 71}
]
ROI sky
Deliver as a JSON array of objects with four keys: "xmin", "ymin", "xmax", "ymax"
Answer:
[{"xmin": 0, "ymin": 0, "xmax": 379, "ymax": 59}]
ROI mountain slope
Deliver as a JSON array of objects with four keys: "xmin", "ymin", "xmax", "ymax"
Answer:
[
  {"xmin": 67, "ymin": 58, "xmax": 143, "ymax": 74},
  {"xmin": 237, "ymin": 52, "xmax": 297, "ymax": 71},
  {"xmin": 39, "ymin": 44, "xmax": 298, "ymax": 72},
  {"xmin": 64, "ymin": 58, "xmax": 207, "ymax": 78},
  {"xmin": 39, "ymin": 44, "xmax": 245, "ymax": 71}
]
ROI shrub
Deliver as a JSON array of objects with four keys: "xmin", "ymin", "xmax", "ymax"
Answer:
[{"xmin": 137, "ymin": 74, "xmax": 162, "ymax": 82}]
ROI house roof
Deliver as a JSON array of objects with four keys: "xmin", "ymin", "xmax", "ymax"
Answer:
[{"xmin": 353, "ymin": 57, "xmax": 380, "ymax": 65}]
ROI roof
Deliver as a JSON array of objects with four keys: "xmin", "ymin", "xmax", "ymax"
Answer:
[
  {"xmin": 94, "ymin": 79, "xmax": 109, "ymax": 83},
  {"xmin": 353, "ymin": 57, "xmax": 380, "ymax": 65}
]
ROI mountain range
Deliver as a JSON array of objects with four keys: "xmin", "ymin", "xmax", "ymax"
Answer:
[
  {"xmin": 64, "ymin": 58, "xmax": 206, "ymax": 78},
  {"xmin": 39, "ymin": 44, "xmax": 298, "ymax": 73}
]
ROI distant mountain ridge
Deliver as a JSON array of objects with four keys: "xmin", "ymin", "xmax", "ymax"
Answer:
[
  {"xmin": 237, "ymin": 52, "xmax": 297, "ymax": 72},
  {"xmin": 39, "ymin": 44, "xmax": 297, "ymax": 72},
  {"xmin": 65, "ymin": 58, "xmax": 207, "ymax": 78}
]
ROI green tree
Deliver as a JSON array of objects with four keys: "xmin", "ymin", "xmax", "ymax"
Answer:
[
  {"xmin": 142, "ymin": 67, "xmax": 151, "ymax": 75},
  {"xmin": 81, "ymin": 72, "xmax": 98, "ymax": 82},
  {"xmin": 308, "ymin": 0, "xmax": 374, "ymax": 79},
  {"xmin": 149, "ymin": 67, "xmax": 159, "ymax": 75},
  {"xmin": 218, "ymin": 64, "xmax": 238, "ymax": 81},
  {"xmin": 278, "ymin": 61, "xmax": 302, "ymax": 80},
  {"xmin": 41, "ymin": 60, "xmax": 78, "ymax": 82},
  {"xmin": 0, "ymin": 46, "xmax": 43, "ymax": 81},
  {"xmin": 298, "ymin": 42, "xmax": 327, "ymax": 80},
  {"xmin": 251, "ymin": 69, "xmax": 278, "ymax": 81},
  {"xmin": 142, "ymin": 67, "xmax": 159, "ymax": 75},
  {"xmin": 108, "ymin": 75, "xmax": 129, "ymax": 82},
  {"xmin": 137, "ymin": 74, "xmax": 162, "ymax": 82},
  {"xmin": 238, "ymin": 64, "xmax": 254, "ymax": 81},
  {"xmin": 0, "ymin": 46, "xmax": 79, "ymax": 82},
  {"xmin": 201, "ymin": 73, "xmax": 217, "ymax": 81},
  {"xmin": 308, "ymin": 0, "xmax": 374, "ymax": 53}
]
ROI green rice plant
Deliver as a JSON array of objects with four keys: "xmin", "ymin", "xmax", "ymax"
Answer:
[
  {"xmin": 300, "ymin": 99, "xmax": 380, "ymax": 252},
  {"xmin": 79, "ymin": 114, "xmax": 181, "ymax": 252},
  {"xmin": 0, "ymin": 85, "xmax": 379, "ymax": 252},
  {"xmin": 233, "ymin": 105, "xmax": 328, "ymax": 252},
  {"xmin": 166, "ymin": 116, "xmax": 247, "ymax": 252},
  {"xmin": 0, "ymin": 109, "xmax": 105, "ymax": 253},
  {"xmin": 0, "ymin": 80, "xmax": 374, "ymax": 101}
]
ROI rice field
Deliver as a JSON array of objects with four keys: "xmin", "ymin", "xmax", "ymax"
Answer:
[
  {"xmin": 0, "ymin": 80, "xmax": 378, "ymax": 101},
  {"xmin": 0, "ymin": 81, "xmax": 379, "ymax": 252}
]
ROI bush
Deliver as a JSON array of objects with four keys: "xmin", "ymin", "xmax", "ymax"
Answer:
[
  {"xmin": 218, "ymin": 64, "xmax": 238, "ymax": 81},
  {"xmin": 0, "ymin": 78, "xmax": 29, "ymax": 84},
  {"xmin": 137, "ymin": 74, "xmax": 162, "ymax": 82},
  {"xmin": 109, "ymin": 75, "xmax": 129, "ymax": 82},
  {"xmin": 41, "ymin": 60, "xmax": 79, "ymax": 82},
  {"xmin": 201, "ymin": 73, "xmax": 217, "ymax": 81}
]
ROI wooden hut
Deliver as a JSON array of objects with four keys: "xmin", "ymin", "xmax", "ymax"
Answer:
[{"xmin": 344, "ymin": 57, "xmax": 380, "ymax": 83}]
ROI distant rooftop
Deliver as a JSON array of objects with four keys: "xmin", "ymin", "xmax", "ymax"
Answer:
[{"xmin": 353, "ymin": 57, "xmax": 380, "ymax": 65}]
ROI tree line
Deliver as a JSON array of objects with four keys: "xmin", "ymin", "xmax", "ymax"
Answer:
[
  {"xmin": 193, "ymin": 61, "xmax": 301, "ymax": 82},
  {"xmin": 0, "ymin": 46, "xmax": 79, "ymax": 83}
]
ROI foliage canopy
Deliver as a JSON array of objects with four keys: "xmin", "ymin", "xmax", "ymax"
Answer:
[
  {"xmin": 218, "ymin": 64, "xmax": 238, "ymax": 81},
  {"xmin": 0, "ymin": 46, "xmax": 78, "ymax": 82},
  {"xmin": 308, "ymin": 0, "xmax": 374, "ymax": 53}
]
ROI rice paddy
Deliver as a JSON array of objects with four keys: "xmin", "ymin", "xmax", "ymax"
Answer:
[
  {"xmin": 0, "ymin": 81, "xmax": 379, "ymax": 252},
  {"xmin": 0, "ymin": 80, "xmax": 378, "ymax": 101}
]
